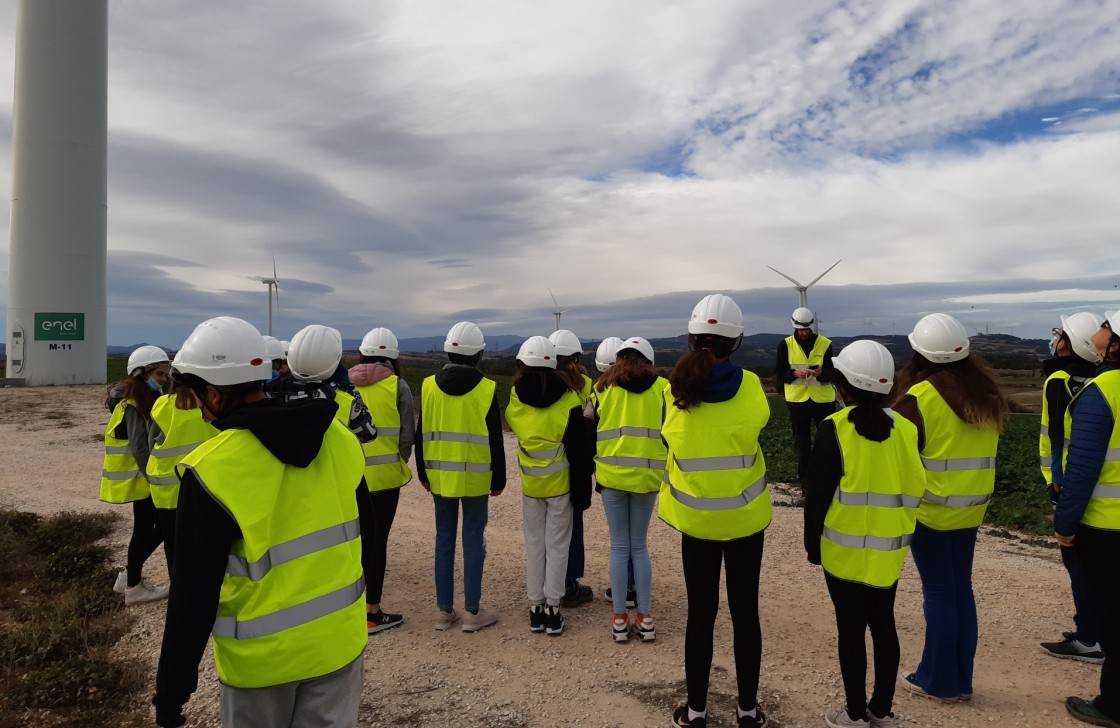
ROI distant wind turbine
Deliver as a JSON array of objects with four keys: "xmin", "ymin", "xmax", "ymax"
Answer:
[
  {"xmin": 251, "ymin": 255, "xmax": 280, "ymax": 336},
  {"xmin": 548, "ymin": 288, "xmax": 573, "ymax": 331},
  {"xmin": 767, "ymin": 259, "xmax": 842, "ymax": 311}
]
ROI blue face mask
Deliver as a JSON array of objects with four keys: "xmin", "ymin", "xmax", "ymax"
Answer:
[
  {"xmin": 1048, "ymin": 339, "xmax": 1057, "ymax": 356},
  {"xmin": 146, "ymin": 378, "xmax": 164, "ymax": 393}
]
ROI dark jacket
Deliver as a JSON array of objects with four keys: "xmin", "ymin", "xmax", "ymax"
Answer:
[
  {"xmin": 512, "ymin": 371, "xmax": 594, "ymax": 510},
  {"xmin": 1041, "ymin": 355, "xmax": 1097, "ymax": 488},
  {"xmin": 152, "ymin": 398, "xmax": 372, "ymax": 728},
  {"xmin": 414, "ymin": 363, "xmax": 507, "ymax": 493},
  {"xmin": 1055, "ymin": 364, "xmax": 1119, "ymax": 536},
  {"xmin": 774, "ymin": 333, "xmax": 835, "ymax": 391}
]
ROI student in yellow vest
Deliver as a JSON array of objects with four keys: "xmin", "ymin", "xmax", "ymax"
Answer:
[
  {"xmin": 892, "ymin": 313, "xmax": 1006, "ymax": 703},
  {"xmin": 662, "ymin": 294, "xmax": 772, "ymax": 728},
  {"xmin": 589, "ymin": 336, "xmax": 666, "ymax": 642},
  {"xmin": 348, "ymin": 326, "xmax": 414, "ymax": 634},
  {"xmin": 775, "ymin": 307, "xmax": 836, "ymax": 497},
  {"xmin": 1055, "ymin": 310, "xmax": 1120, "ymax": 727},
  {"xmin": 146, "ymin": 380, "xmax": 218, "ymax": 574},
  {"xmin": 153, "ymin": 316, "xmax": 367, "ymax": 728},
  {"xmin": 103, "ymin": 345, "xmax": 172, "ymax": 605},
  {"xmin": 263, "ymin": 336, "xmax": 293, "ymax": 394},
  {"xmin": 415, "ymin": 321, "xmax": 507, "ymax": 632},
  {"xmin": 805, "ymin": 340, "xmax": 924, "ymax": 728},
  {"xmin": 1039, "ymin": 312, "xmax": 1105, "ymax": 663},
  {"xmin": 506, "ymin": 336, "xmax": 592, "ymax": 637},
  {"xmin": 550, "ymin": 328, "xmax": 596, "ymax": 607}
]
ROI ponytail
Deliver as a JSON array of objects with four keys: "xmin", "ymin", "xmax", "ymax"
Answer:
[
  {"xmin": 669, "ymin": 334, "xmax": 736, "ymax": 410},
  {"xmin": 835, "ymin": 372, "xmax": 893, "ymax": 442}
]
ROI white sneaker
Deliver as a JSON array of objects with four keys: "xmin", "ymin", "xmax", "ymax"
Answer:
[
  {"xmin": 865, "ymin": 708, "xmax": 902, "ymax": 728},
  {"xmin": 462, "ymin": 607, "xmax": 500, "ymax": 633},
  {"xmin": 112, "ymin": 570, "xmax": 128, "ymax": 594},
  {"xmin": 826, "ymin": 704, "xmax": 870, "ymax": 728},
  {"xmin": 434, "ymin": 607, "xmax": 459, "ymax": 631},
  {"xmin": 124, "ymin": 579, "xmax": 169, "ymax": 605}
]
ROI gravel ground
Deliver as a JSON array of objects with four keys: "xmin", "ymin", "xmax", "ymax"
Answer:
[{"xmin": 0, "ymin": 384, "xmax": 1101, "ymax": 727}]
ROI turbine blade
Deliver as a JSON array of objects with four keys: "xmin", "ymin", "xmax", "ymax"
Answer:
[
  {"xmin": 804, "ymin": 259, "xmax": 842, "ymax": 289},
  {"xmin": 548, "ymin": 287, "xmax": 560, "ymax": 308},
  {"xmin": 272, "ymin": 252, "xmax": 277, "ymax": 280},
  {"xmin": 766, "ymin": 266, "xmax": 803, "ymax": 287}
]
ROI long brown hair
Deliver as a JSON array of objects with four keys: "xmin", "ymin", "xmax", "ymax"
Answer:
[
  {"xmin": 114, "ymin": 374, "xmax": 160, "ymax": 419},
  {"xmin": 595, "ymin": 353, "xmax": 655, "ymax": 392},
  {"xmin": 669, "ymin": 334, "xmax": 737, "ymax": 410},
  {"xmin": 555, "ymin": 354, "xmax": 587, "ymax": 393},
  {"xmin": 893, "ymin": 352, "xmax": 1007, "ymax": 431},
  {"xmin": 172, "ymin": 380, "xmax": 201, "ymax": 411}
]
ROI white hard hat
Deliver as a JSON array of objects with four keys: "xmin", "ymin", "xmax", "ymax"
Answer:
[
  {"xmin": 833, "ymin": 340, "xmax": 895, "ymax": 394},
  {"xmin": 792, "ymin": 307, "xmax": 815, "ymax": 329},
  {"xmin": 172, "ymin": 317, "xmax": 270, "ymax": 387},
  {"xmin": 287, "ymin": 324, "xmax": 343, "ymax": 382},
  {"xmin": 360, "ymin": 327, "xmax": 400, "ymax": 359},
  {"xmin": 444, "ymin": 322, "xmax": 485, "ymax": 356},
  {"xmin": 280, "ymin": 340, "xmax": 290, "ymax": 357},
  {"xmin": 549, "ymin": 329, "xmax": 583, "ymax": 357},
  {"xmin": 1062, "ymin": 312, "xmax": 1107, "ymax": 364},
  {"xmin": 908, "ymin": 313, "xmax": 970, "ymax": 363},
  {"xmin": 594, "ymin": 337, "xmax": 624, "ymax": 372},
  {"xmin": 517, "ymin": 336, "xmax": 557, "ymax": 369},
  {"xmin": 127, "ymin": 345, "xmax": 169, "ymax": 377},
  {"xmin": 617, "ymin": 336, "xmax": 655, "ymax": 365},
  {"xmin": 263, "ymin": 336, "xmax": 286, "ymax": 361},
  {"xmin": 688, "ymin": 294, "xmax": 744, "ymax": 338},
  {"xmin": 1107, "ymin": 310, "xmax": 1120, "ymax": 337}
]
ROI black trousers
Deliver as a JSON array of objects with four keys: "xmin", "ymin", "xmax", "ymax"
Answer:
[
  {"xmin": 788, "ymin": 401, "xmax": 836, "ymax": 488},
  {"xmin": 825, "ymin": 573, "xmax": 900, "ymax": 720},
  {"xmin": 364, "ymin": 488, "xmax": 402, "ymax": 605},
  {"xmin": 565, "ymin": 507, "xmax": 585, "ymax": 587},
  {"xmin": 1077, "ymin": 526, "xmax": 1120, "ymax": 720},
  {"xmin": 681, "ymin": 531, "xmax": 765, "ymax": 713},
  {"xmin": 156, "ymin": 508, "xmax": 177, "ymax": 574},
  {"xmin": 126, "ymin": 496, "xmax": 163, "ymax": 586}
]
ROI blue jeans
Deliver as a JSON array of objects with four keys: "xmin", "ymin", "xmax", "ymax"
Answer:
[
  {"xmin": 433, "ymin": 494, "xmax": 488, "ymax": 612},
  {"xmin": 909, "ymin": 522, "xmax": 978, "ymax": 699},
  {"xmin": 600, "ymin": 487, "xmax": 656, "ymax": 614}
]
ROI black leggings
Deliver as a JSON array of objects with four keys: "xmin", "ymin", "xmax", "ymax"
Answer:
[
  {"xmin": 156, "ymin": 508, "xmax": 177, "ymax": 574},
  {"xmin": 681, "ymin": 531, "xmax": 765, "ymax": 713},
  {"xmin": 362, "ymin": 488, "xmax": 401, "ymax": 606},
  {"xmin": 126, "ymin": 497, "xmax": 163, "ymax": 587},
  {"xmin": 825, "ymin": 573, "xmax": 899, "ymax": 719},
  {"xmin": 1077, "ymin": 526, "xmax": 1120, "ymax": 721}
]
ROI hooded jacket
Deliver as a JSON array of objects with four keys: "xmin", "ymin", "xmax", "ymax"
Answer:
[
  {"xmin": 348, "ymin": 362, "xmax": 415, "ymax": 460},
  {"xmin": 153, "ymin": 398, "xmax": 373, "ymax": 727},
  {"xmin": 414, "ymin": 363, "xmax": 507, "ymax": 493},
  {"xmin": 1041, "ymin": 355, "xmax": 1097, "ymax": 488},
  {"xmin": 511, "ymin": 370, "xmax": 594, "ymax": 509}
]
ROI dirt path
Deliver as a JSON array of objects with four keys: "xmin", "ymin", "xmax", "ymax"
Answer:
[{"xmin": 0, "ymin": 385, "xmax": 1096, "ymax": 727}]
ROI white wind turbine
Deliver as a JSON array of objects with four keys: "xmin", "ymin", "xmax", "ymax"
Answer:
[
  {"xmin": 767, "ymin": 259, "xmax": 842, "ymax": 331},
  {"xmin": 548, "ymin": 288, "xmax": 573, "ymax": 331},
  {"xmin": 252, "ymin": 255, "xmax": 280, "ymax": 337}
]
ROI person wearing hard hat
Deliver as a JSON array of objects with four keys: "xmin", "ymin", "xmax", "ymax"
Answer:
[
  {"xmin": 589, "ymin": 336, "xmax": 666, "ymax": 643},
  {"xmin": 550, "ymin": 329, "xmax": 595, "ymax": 608},
  {"xmin": 102, "ymin": 345, "xmax": 172, "ymax": 605},
  {"xmin": 152, "ymin": 317, "xmax": 367, "ymax": 728},
  {"xmin": 892, "ymin": 313, "xmax": 1006, "ymax": 703},
  {"xmin": 262, "ymin": 336, "xmax": 292, "ymax": 393},
  {"xmin": 1055, "ymin": 311, "xmax": 1120, "ymax": 727},
  {"xmin": 661, "ymin": 294, "xmax": 772, "ymax": 728},
  {"xmin": 804, "ymin": 340, "xmax": 924, "ymax": 728},
  {"xmin": 415, "ymin": 322, "xmax": 507, "ymax": 632},
  {"xmin": 775, "ymin": 307, "xmax": 836, "ymax": 498},
  {"xmin": 347, "ymin": 327, "xmax": 415, "ymax": 634},
  {"xmin": 1038, "ymin": 313, "xmax": 1105, "ymax": 664},
  {"xmin": 505, "ymin": 336, "xmax": 593, "ymax": 637}
]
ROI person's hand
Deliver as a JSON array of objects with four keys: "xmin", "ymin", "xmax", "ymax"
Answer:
[
  {"xmin": 490, "ymin": 489, "xmax": 502, "ymax": 496},
  {"xmin": 1055, "ymin": 532, "xmax": 1075, "ymax": 547},
  {"xmin": 421, "ymin": 482, "xmax": 430, "ymax": 493},
  {"xmin": 794, "ymin": 369, "xmax": 809, "ymax": 379}
]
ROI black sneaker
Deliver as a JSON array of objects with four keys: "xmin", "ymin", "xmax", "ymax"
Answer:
[
  {"xmin": 672, "ymin": 705, "xmax": 706, "ymax": 727},
  {"xmin": 1041, "ymin": 636, "xmax": 1105, "ymax": 664},
  {"xmin": 561, "ymin": 582, "xmax": 593, "ymax": 608},
  {"xmin": 605, "ymin": 587, "xmax": 638, "ymax": 609},
  {"xmin": 544, "ymin": 605, "xmax": 564, "ymax": 636},
  {"xmin": 1066, "ymin": 696, "xmax": 1120, "ymax": 727},
  {"xmin": 367, "ymin": 610, "xmax": 403, "ymax": 634},
  {"xmin": 737, "ymin": 704, "xmax": 769, "ymax": 728},
  {"xmin": 529, "ymin": 605, "xmax": 546, "ymax": 633}
]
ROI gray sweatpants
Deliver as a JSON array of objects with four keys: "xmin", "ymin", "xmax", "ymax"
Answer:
[
  {"xmin": 219, "ymin": 653, "xmax": 364, "ymax": 728},
  {"xmin": 522, "ymin": 493, "xmax": 573, "ymax": 607}
]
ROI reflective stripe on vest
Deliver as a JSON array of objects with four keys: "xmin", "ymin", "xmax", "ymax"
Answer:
[
  {"xmin": 907, "ymin": 379, "xmax": 999, "ymax": 530},
  {"xmin": 505, "ymin": 387, "xmax": 582, "ymax": 499},
  {"xmin": 147, "ymin": 394, "xmax": 218, "ymax": 509},
  {"xmin": 226, "ymin": 519, "xmax": 361, "ymax": 582},
  {"xmin": 365, "ymin": 453, "xmax": 403, "ymax": 466},
  {"xmin": 783, "ymin": 335, "xmax": 833, "ymax": 403},
  {"xmin": 99, "ymin": 400, "xmax": 151, "ymax": 504},
  {"xmin": 594, "ymin": 378, "xmax": 668, "ymax": 494},
  {"xmin": 420, "ymin": 376, "xmax": 496, "ymax": 498},
  {"xmin": 823, "ymin": 527, "xmax": 913, "ymax": 551},
  {"xmin": 598, "ymin": 426, "xmax": 661, "ymax": 441},
  {"xmin": 150, "ymin": 442, "xmax": 202, "ymax": 459},
  {"xmin": 1074, "ymin": 371, "xmax": 1120, "ymax": 529},
  {"xmin": 1040, "ymin": 370, "xmax": 1078, "ymax": 486},
  {"xmin": 523, "ymin": 445, "xmax": 563, "ymax": 459},
  {"xmin": 835, "ymin": 491, "xmax": 923, "ymax": 508},
  {"xmin": 658, "ymin": 371, "xmax": 772, "ymax": 540},
  {"xmin": 212, "ymin": 576, "xmax": 365, "ymax": 640},
  {"xmin": 596, "ymin": 455, "xmax": 667, "ymax": 469},
  {"xmin": 521, "ymin": 458, "xmax": 570, "ymax": 477}
]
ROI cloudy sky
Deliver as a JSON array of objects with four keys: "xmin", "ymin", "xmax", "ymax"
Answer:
[{"xmin": 2, "ymin": 0, "xmax": 1120, "ymax": 347}]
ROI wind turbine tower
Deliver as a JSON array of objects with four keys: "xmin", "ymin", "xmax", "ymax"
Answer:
[
  {"xmin": 254, "ymin": 256, "xmax": 280, "ymax": 337},
  {"xmin": 548, "ymin": 289, "xmax": 573, "ymax": 331}
]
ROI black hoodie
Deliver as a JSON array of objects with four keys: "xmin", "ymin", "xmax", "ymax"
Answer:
[
  {"xmin": 414, "ymin": 363, "xmax": 507, "ymax": 493},
  {"xmin": 152, "ymin": 398, "xmax": 372, "ymax": 727},
  {"xmin": 511, "ymin": 371, "xmax": 594, "ymax": 510},
  {"xmin": 1040, "ymin": 355, "xmax": 1097, "ymax": 489}
]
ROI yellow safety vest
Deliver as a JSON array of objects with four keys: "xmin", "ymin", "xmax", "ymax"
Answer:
[
  {"xmin": 659, "ymin": 372, "xmax": 772, "ymax": 541},
  {"xmin": 1039, "ymin": 371, "xmax": 1073, "ymax": 485},
  {"xmin": 177, "ymin": 420, "xmax": 366, "ymax": 689},
  {"xmin": 146, "ymin": 394, "xmax": 218, "ymax": 509},
  {"xmin": 420, "ymin": 376, "xmax": 496, "ymax": 497},
  {"xmin": 579, "ymin": 374, "xmax": 593, "ymax": 406},
  {"xmin": 1066, "ymin": 370, "xmax": 1120, "ymax": 530},
  {"xmin": 100, "ymin": 399, "xmax": 151, "ymax": 504},
  {"xmin": 594, "ymin": 378, "xmax": 668, "ymax": 494},
  {"xmin": 355, "ymin": 376, "xmax": 413, "ymax": 492},
  {"xmin": 784, "ymin": 335, "xmax": 834, "ymax": 404},
  {"xmin": 907, "ymin": 380, "xmax": 999, "ymax": 530},
  {"xmin": 820, "ymin": 408, "xmax": 926, "ymax": 587},
  {"xmin": 506, "ymin": 388, "xmax": 583, "ymax": 498}
]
